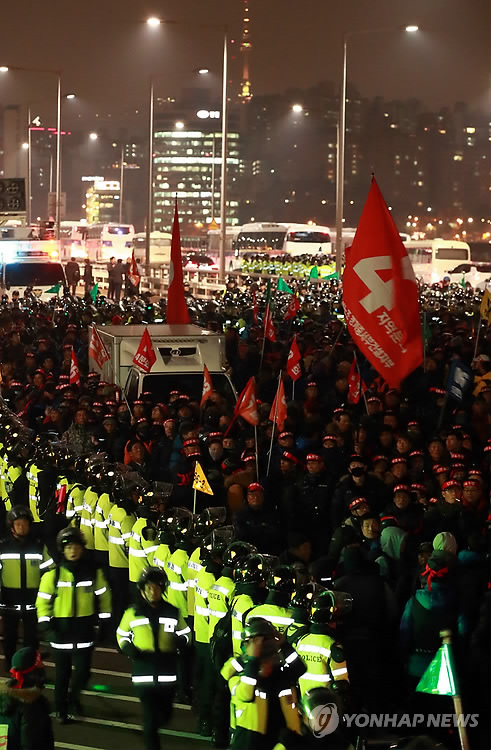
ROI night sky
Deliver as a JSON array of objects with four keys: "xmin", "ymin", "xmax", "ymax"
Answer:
[{"xmin": 0, "ymin": 0, "xmax": 489, "ymax": 128}]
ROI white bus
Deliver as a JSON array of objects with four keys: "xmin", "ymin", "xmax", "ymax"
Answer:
[
  {"xmin": 132, "ymin": 231, "xmax": 172, "ymax": 264},
  {"xmin": 85, "ymin": 223, "xmax": 135, "ymax": 261},
  {"xmin": 233, "ymin": 222, "xmax": 333, "ymax": 262},
  {"xmin": 403, "ymin": 239, "xmax": 471, "ymax": 284},
  {"xmin": 59, "ymin": 221, "xmax": 88, "ymax": 260}
]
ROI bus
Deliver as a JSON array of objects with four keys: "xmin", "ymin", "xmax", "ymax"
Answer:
[
  {"xmin": 232, "ymin": 222, "xmax": 333, "ymax": 264},
  {"xmin": 207, "ymin": 226, "xmax": 240, "ymax": 258},
  {"xmin": 85, "ymin": 223, "xmax": 135, "ymax": 261},
  {"xmin": 132, "ymin": 232, "xmax": 172, "ymax": 264},
  {"xmin": 403, "ymin": 239, "xmax": 471, "ymax": 284},
  {"xmin": 59, "ymin": 221, "xmax": 88, "ymax": 260}
]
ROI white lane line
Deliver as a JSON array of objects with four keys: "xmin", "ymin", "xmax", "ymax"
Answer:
[
  {"xmin": 66, "ymin": 715, "xmax": 209, "ymax": 742},
  {"xmin": 0, "ymin": 652, "xmax": 129, "ymax": 679},
  {"xmin": 56, "ymin": 743, "xmax": 105, "ymax": 750},
  {"xmin": 43, "ymin": 684, "xmax": 192, "ymax": 710}
]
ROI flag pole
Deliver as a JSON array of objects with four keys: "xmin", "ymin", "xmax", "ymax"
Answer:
[
  {"xmin": 292, "ymin": 379, "xmax": 295, "ymax": 402},
  {"xmin": 254, "ymin": 425, "xmax": 260, "ymax": 480},
  {"xmin": 193, "ymin": 486, "xmax": 197, "ymax": 516},
  {"xmin": 266, "ymin": 371, "xmax": 282, "ymax": 477},
  {"xmin": 354, "ymin": 351, "xmax": 368, "ymax": 414},
  {"xmin": 440, "ymin": 630, "xmax": 470, "ymax": 750},
  {"xmin": 423, "ymin": 310, "xmax": 427, "ymax": 371},
  {"xmin": 472, "ymin": 315, "xmax": 482, "ymax": 360}
]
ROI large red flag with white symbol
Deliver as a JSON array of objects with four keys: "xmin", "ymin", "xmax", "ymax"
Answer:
[
  {"xmin": 132, "ymin": 327, "xmax": 157, "ymax": 373},
  {"xmin": 342, "ymin": 177, "xmax": 423, "ymax": 388}
]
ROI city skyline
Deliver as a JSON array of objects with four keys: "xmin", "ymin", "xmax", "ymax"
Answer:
[{"xmin": 0, "ymin": 0, "xmax": 488, "ymax": 127}]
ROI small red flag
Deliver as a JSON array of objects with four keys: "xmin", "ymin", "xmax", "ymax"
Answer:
[
  {"xmin": 342, "ymin": 177, "xmax": 423, "ymax": 388},
  {"xmin": 236, "ymin": 377, "xmax": 259, "ymax": 426},
  {"xmin": 70, "ymin": 348, "xmax": 81, "ymax": 387},
  {"xmin": 269, "ymin": 377, "xmax": 287, "ymax": 431},
  {"xmin": 127, "ymin": 250, "xmax": 141, "ymax": 289},
  {"xmin": 200, "ymin": 364, "xmax": 213, "ymax": 406},
  {"xmin": 264, "ymin": 304, "xmax": 276, "ymax": 342},
  {"xmin": 88, "ymin": 324, "xmax": 111, "ymax": 370},
  {"xmin": 347, "ymin": 359, "xmax": 365, "ymax": 404},
  {"xmin": 287, "ymin": 336, "xmax": 302, "ymax": 381},
  {"xmin": 166, "ymin": 199, "xmax": 191, "ymax": 324},
  {"xmin": 284, "ymin": 294, "xmax": 300, "ymax": 321},
  {"xmin": 132, "ymin": 327, "xmax": 157, "ymax": 373}
]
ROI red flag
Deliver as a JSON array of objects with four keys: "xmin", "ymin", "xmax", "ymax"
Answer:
[
  {"xmin": 236, "ymin": 377, "xmax": 259, "ymax": 426},
  {"xmin": 200, "ymin": 364, "xmax": 213, "ymax": 406},
  {"xmin": 287, "ymin": 336, "xmax": 302, "ymax": 381},
  {"xmin": 269, "ymin": 377, "xmax": 287, "ymax": 431},
  {"xmin": 252, "ymin": 290, "xmax": 258, "ymax": 325},
  {"xmin": 347, "ymin": 359, "xmax": 366, "ymax": 404},
  {"xmin": 166, "ymin": 199, "xmax": 191, "ymax": 324},
  {"xmin": 264, "ymin": 304, "xmax": 276, "ymax": 342},
  {"xmin": 342, "ymin": 177, "xmax": 423, "ymax": 388},
  {"xmin": 88, "ymin": 324, "xmax": 111, "ymax": 370},
  {"xmin": 127, "ymin": 250, "xmax": 141, "ymax": 289},
  {"xmin": 132, "ymin": 327, "xmax": 157, "ymax": 373},
  {"xmin": 284, "ymin": 294, "xmax": 300, "ymax": 321},
  {"xmin": 70, "ymin": 348, "xmax": 80, "ymax": 387}
]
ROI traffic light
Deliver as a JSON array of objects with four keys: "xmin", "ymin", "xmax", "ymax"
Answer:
[{"xmin": 0, "ymin": 179, "xmax": 26, "ymax": 214}]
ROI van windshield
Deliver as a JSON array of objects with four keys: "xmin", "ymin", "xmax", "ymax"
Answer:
[
  {"xmin": 141, "ymin": 372, "xmax": 235, "ymax": 404},
  {"xmin": 4, "ymin": 262, "xmax": 65, "ymax": 287}
]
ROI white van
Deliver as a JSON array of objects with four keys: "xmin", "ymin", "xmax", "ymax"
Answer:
[
  {"xmin": 0, "ymin": 244, "xmax": 66, "ymax": 300},
  {"xmin": 403, "ymin": 239, "xmax": 471, "ymax": 284}
]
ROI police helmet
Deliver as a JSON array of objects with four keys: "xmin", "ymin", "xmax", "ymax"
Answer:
[
  {"xmin": 291, "ymin": 583, "xmax": 326, "ymax": 614},
  {"xmin": 222, "ymin": 541, "xmax": 257, "ymax": 570},
  {"xmin": 241, "ymin": 616, "xmax": 280, "ymax": 643},
  {"xmin": 310, "ymin": 590, "xmax": 353, "ymax": 624},
  {"xmin": 95, "ymin": 463, "xmax": 120, "ymax": 493},
  {"xmin": 194, "ymin": 506, "xmax": 227, "ymax": 537},
  {"xmin": 56, "ymin": 526, "xmax": 85, "ymax": 551},
  {"xmin": 86, "ymin": 453, "xmax": 110, "ymax": 482},
  {"xmin": 7, "ymin": 505, "xmax": 34, "ymax": 528},
  {"xmin": 201, "ymin": 526, "xmax": 235, "ymax": 561},
  {"xmin": 235, "ymin": 554, "xmax": 279, "ymax": 585},
  {"xmin": 267, "ymin": 565, "xmax": 297, "ymax": 595},
  {"xmin": 300, "ymin": 687, "xmax": 343, "ymax": 729},
  {"xmin": 168, "ymin": 507, "xmax": 194, "ymax": 539},
  {"xmin": 138, "ymin": 566, "xmax": 168, "ymax": 592},
  {"xmin": 57, "ymin": 448, "xmax": 77, "ymax": 472},
  {"xmin": 5, "ymin": 432, "xmax": 32, "ymax": 460}
]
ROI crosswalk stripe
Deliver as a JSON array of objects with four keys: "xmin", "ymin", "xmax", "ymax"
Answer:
[
  {"xmin": 70, "ymin": 714, "xmax": 208, "ymax": 741},
  {"xmin": 44, "ymin": 684, "xmax": 192, "ymax": 710},
  {"xmin": 56, "ymin": 743, "xmax": 106, "ymax": 750}
]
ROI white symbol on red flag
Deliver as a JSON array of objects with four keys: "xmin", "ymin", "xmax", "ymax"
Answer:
[
  {"xmin": 127, "ymin": 251, "xmax": 141, "ymax": 289},
  {"xmin": 269, "ymin": 377, "xmax": 287, "ymax": 431},
  {"xmin": 342, "ymin": 177, "xmax": 423, "ymax": 388},
  {"xmin": 69, "ymin": 348, "xmax": 81, "ymax": 387},
  {"xmin": 88, "ymin": 324, "xmax": 111, "ymax": 370},
  {"xmin": 287, "ymin": 336, "xmax": 302, "ymax": 382},
  {"xmin": 200, "ymin": 364, "xmax": 213, "ymax": 406},
  {"xmin": 236, "ymin": 377, "xmax": 259, "ymax": 426},
  {"xmin": 132, "ymin": 327, "xmax": 157, "ymax": 374}
]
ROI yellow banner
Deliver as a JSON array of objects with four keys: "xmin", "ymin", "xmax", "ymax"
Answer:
[
  {"xmin": 192, "ymin": 461, "xmax": 213, "ymax": 495},
  {"xmin": 480, "ymin": 289, "xmax": 491, "ymax": 324}
]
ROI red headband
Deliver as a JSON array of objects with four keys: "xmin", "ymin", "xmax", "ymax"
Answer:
[
  {"xmin": 9, "ymin": 650, "xmax": 43, "ymax": 689},
  {"xmin": 422, "ymin": 564, "xmax": 449, "ymax": 591}
]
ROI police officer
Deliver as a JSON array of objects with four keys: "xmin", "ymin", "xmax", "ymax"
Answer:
[
  {"xmin": 2, "ymin": 432, "xmax": 31, "ymax": 511},
  {"xmin": 107, "ymin": 476, "xmax": 140, "ymax": 626},
  {"xmin": 26, "ymin": 441, "xmax": 59, "ymax": 527},
  {"xmin": 0, "ymin": 506, "xmax": 54, "ymax": 669},
  {"xmin": 186, "ymin": 507, "xmax": 227, "ymax": 621},
  {"xmin": 92, "ymin": 463, "xmax": 120, "ymax": 570},
  {"xmin": 129, "ymin": 485, "xmax": 170, "ymax": 593},
  {"xmin": 286, "ymin": 582, "xmax": 326, "ymax": 647},
  {"xmin": 166, "ymin": 507, "xmax": 194, "ymax": 619},
  {"xmin": 231, "ymin": 554, "xmax": 278, "ymax": 657},
  {"xmin": 117, "ymin": 567, "xmax": 190, "ymax": 750},
  {"xmin": 36, "ymin": 527, "xmax": 111, "ymax": 723},
  {"xmin": 193, "ymin": 526, "xmax": 234, "ymax": 737},
  {"xmin": 294, "ymin": 590, "xmax": 351, "ymax": 698},
  {"xmin": 244, "ymin": 564, "xmax": 296, "ymax": 635},
  {"xmin": 221, "ymin": 617, "xmax": 305, "ymax": 749}
]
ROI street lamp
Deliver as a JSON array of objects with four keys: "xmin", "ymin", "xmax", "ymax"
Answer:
[
  {"xmin": 146, "ymin": 16, "xmax": 161, "ymax": 28},
  {"xmin": 89, "ymin": 132, "xmax": 98, "ymax": 141},
  {"xmin": 65, "ymin": 93, "xmax": 76, "ymax": 100},
  {"xmin": 335, "ymin": 25, "xmax": 419, "ymax": 275},
  {"xmin": 0, "ymin": 64, "xmax": 63, "ymax": 240},
  {"xmin": 292, "ymin": 104, "xmax": 303, "ymax": 113}
]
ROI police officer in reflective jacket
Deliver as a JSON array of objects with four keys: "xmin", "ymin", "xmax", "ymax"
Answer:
[
  {"xmin": 0, "ymin": 506, "xmax": 54, "ymax": 670},
  {"xmin": 36, "ymin": 527, "xmax": 111, "ymax": 723},
  {"xmin": 117, "ymin": 567, "xmax": 191, "ymax": 750}
]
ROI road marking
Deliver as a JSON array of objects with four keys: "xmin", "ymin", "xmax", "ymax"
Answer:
[
  {"xmin": 0, "ymin": 653, "xmax": 129, "ymax": 679},
  {"xmin": 56, "ymin": 743, "xmax": 106, "ymax": 750},
  {"xmin": 44, "ymin": 684, "xmax": 192, "ymax": 710},
  {"xmin": 69, "ymin": 715, "xmax": 209, "ymax": 742}
]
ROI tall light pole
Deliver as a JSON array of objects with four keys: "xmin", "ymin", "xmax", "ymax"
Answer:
[
  {"xmin": 335, "ymin": 25, "xmax": 419, "ymax": 275},
  {"xmin": 26, "ymin": 107, "xmax": 32, "ymax": 225},
  {"xmin": 218, "ymin": 30, "xmax": 228, "ymax": 282},
  {"xmin": 145, "ymin": 77, "xmax": 154, "ymax": 269},
  {"xmin": 119, "ymin": 143, "xmax": 125, "ymax": 224}
]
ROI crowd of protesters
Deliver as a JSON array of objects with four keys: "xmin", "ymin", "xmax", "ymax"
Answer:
[{"xmin": 0, "ymin": 278, "xmax": 488, "ymax": 750}]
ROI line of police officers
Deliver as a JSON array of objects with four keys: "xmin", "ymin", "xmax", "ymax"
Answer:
[{"xmin": 0, "ymin": 423, "xmax": 354, "ymax": 749}]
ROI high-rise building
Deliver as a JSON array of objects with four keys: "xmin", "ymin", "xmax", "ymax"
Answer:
[
  {"xmin": 85, "ymin": 180, "xmax": 121, "ymax": 224},
  {"xmin": 152, "ymin": 99, "xmax": 241, "ymax": 238},
  {"xmin": 239, "ymin": 0, "xmax": 253, "ymax": 101}
]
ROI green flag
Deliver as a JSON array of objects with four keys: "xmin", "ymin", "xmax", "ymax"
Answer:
[
  {"xmin": 460, "ymin": 275, "xmax": 466, "ymax": 288},
  {"xmin": 323, "ymin": 271, "xmax": 339, "ymax": 281},
  {"xmin": 416, "ymin": 643, "xmax": 459, "ymax": 697},
  {"xmin": 309, "ymin": 266, "xmax": 319, "ymax": 279},
  {"xmin": 46, "ymin": 283, "xmax": 61, "ymax": 294},
  {"xmin": 89, "ymin": 283, "xmax": 99, "ymax": 302},
  {"xmin": 277, "ymin": 278, "xmax": 293, "ymax": 294}
]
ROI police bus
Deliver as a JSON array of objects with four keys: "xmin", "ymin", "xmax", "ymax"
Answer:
[{"xmin": 0, "ymin": 243, "xmax": 66, "ymax": 300}]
